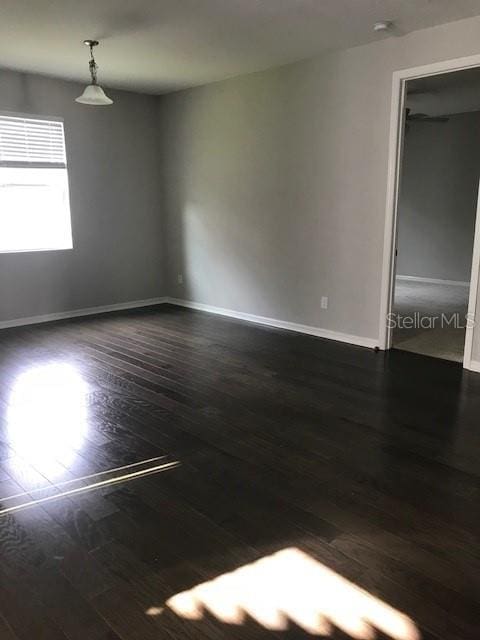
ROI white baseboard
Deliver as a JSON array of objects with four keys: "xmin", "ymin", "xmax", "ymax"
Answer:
[
  {"xmin": 0, "ymin": 297, "xmax": 167, "ymax": 330},
  {"xmin": 165, "ymin": 297, "xmax": 378, "ymax": 349},
  {"xmin": 0, "ymin": 294, "xmax": 379, "ymax": 351},
  {"xmin": 396, "ymin": 275, "xmax": 470, "ymax": 288}
]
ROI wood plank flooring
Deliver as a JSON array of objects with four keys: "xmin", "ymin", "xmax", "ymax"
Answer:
[{"xmin": 0, "ymin": 303, "xmax": 479, "ymax": 639}]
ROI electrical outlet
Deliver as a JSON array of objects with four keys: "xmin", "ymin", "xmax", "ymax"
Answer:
[
  {"xmin": 177, "ymin": 274, "xmax": 183, "ymax": 284},
  {"xmin": 321, "ymin": 296, "xmax": 328, "ymax": 310}
]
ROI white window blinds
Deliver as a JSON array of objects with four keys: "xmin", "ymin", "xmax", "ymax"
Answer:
[{"xmin": 0, "ymin": 114, "xmax": 66, "ymax": 168}]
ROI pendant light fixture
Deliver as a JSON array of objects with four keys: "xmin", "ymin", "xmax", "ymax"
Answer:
[{"xmin": 76, "ymin": 40, "xmax": 113, "ymax": 106}]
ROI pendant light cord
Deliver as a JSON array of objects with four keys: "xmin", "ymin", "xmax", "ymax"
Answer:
[{"xmin": 89, "ymin": 44, "xmax": 98, "ymax": 85}]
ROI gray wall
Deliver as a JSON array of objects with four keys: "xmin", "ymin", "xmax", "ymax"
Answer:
[
  {"xmin": 5, "ymin": 15, "xmax": 480, "ymax": 362},
  {"xmin": 158, "ymin": 15, "xmax": 480, "ymax": 354},
  {"xmin": 0, "ymin": 69, "xmax": 164, "ymax": 322},
  {"xmin": 397, "ymin": 112, "xmax": 480, "ymax": 282}
]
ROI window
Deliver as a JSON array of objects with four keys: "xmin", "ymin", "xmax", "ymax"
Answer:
[{"xmin": 0, "ymin": 113, "xmax": 72, "ymax": 252}]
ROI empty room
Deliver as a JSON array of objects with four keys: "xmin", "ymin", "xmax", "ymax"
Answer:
[{"xmin": 0, "ymin": 3, "xmax": 480, "ymax": 640}]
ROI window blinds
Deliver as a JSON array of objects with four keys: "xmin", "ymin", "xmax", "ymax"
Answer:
[{"xmin": 0, "ymin": 114, "xmax": 66, "ymax": 168}]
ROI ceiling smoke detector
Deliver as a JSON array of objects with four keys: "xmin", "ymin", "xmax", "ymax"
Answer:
[{"xmin": 373, "ymin": 21, "xmax": 392, "ymax": 32}]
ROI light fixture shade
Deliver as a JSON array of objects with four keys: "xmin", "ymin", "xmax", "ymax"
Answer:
[{"xmin": 75, "ymin": 84, "xmax": 113, "ymax": 105}]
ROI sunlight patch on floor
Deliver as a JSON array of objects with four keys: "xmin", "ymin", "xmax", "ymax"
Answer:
[
  {"xmin": 0, "ymin": 361, "xmax": 181, "ymax": 516},
  {"xmin": 7, "ymin": 363, "xmax": 90, "ymax": 470},
  {"xmin": 162, "ymin": 548, "xmax": 421, "ymax": 639}
]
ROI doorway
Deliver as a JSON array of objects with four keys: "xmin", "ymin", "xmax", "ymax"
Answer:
[{"xmin": 380, "ymin": 59, "xmax": 480, "ymax": 370}]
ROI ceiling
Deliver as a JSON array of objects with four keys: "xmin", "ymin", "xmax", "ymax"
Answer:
[
  {"xmin": 408, "ymin": 67, "xmax": 480, "ymax": 116},
  {"xmin": 1, "ymin": 0, "xmax": 480, "ymax": 95}
]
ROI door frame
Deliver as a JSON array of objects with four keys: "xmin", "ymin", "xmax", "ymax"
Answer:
[{"xmin": 378, "ymin": 54, "xmax": 480, "ymax": 371}]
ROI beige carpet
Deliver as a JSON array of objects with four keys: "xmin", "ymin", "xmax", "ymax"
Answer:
[{"xmin": 392, "ymin": 279, "xmax": 469, "ymax": 363}]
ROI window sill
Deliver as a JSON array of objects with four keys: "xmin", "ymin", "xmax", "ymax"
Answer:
[{"xmin": 0, "ymin": 246, "xmax": 74, "ymax": 255}]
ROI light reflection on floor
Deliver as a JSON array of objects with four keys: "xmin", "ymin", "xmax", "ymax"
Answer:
[
  {"xmin": 6, "ymin": 362, "xmax": 90, "ymax": 472},
  {"xmin": 159, "ymin": 548, "xmax": 421, "ymax": 639},
  {"xmin": 0, "ymin": 362, "xmax": 182, "ymax": 516}
]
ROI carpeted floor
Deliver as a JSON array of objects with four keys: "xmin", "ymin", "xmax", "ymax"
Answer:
[{"xmin": 392, "ymin": 278, "xmax": 469, "ymax": 363}]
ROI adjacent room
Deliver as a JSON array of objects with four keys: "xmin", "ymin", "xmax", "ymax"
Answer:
[
  {"xmin": 392, "ymin": 69, "xmax": 480, "ymax": 363},
  {"xmin": 1, "ymin": 3, "xmax": 480, "ymax": 639}
]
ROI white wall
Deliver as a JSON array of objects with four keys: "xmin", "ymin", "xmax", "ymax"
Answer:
[
  {"xmin": 0, "ymin": 70, "xmax": 164, "ymax": 322},
  {"xmin": 397, "ymin": 112, "xmax": 480, "ymax": 283},
  {"xmin": 158, "ymin": 15, "xmax": 480, "ymax": 355}
]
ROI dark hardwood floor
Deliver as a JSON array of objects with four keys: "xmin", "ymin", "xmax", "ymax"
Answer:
[{"xmin": 0, "ymin": 303, "xmax": 479, "ymax": 640}]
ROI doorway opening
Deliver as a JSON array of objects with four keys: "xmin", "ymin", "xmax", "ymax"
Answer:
[{"xmin": 380, "ymin": 59, "xmax": 480, "ymax": 369}]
